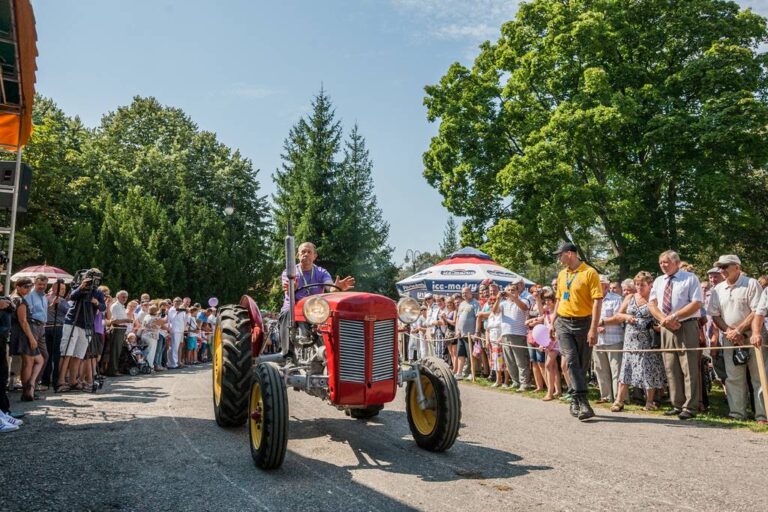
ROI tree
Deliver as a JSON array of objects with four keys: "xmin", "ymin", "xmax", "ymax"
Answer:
[
  {"xmin": 272, "ymin": 87, "xmax": 342, "ymax": 267},
  {"xmin": 272, "ymin": 90, "xmax": 398, "ymax": 302},
  {"xmin": 439, "ymin": 216, "xmax": 460, "ymax": 257},
  {"xmin": 397, "ymin": 251, "xmax": 443, "ymax": 282},
  {"xmin": 423, "ymin": 0, "xmax": 768, "ymax": 278},
  {"xmin": 331, "ymin": 124, "xmax": 398, "ymax": 295},
  {"xmin": 4, "ymin": 95, "xmax": 272, "ymax": 303}
]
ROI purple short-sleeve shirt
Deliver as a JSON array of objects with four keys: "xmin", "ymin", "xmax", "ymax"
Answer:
[{"xmin": 281, "ymin": 264, "xmax": 333, "ymax": 311}]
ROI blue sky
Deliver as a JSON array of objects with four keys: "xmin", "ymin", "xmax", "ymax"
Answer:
[{"xmin": 31, "ymin": 0, "xmax": 767, "ymax": 264}]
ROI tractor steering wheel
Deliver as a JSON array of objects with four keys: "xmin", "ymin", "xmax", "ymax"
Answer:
[{"xmin": 295, "ymin": 282, "xmax": 343, "ymax": 293}]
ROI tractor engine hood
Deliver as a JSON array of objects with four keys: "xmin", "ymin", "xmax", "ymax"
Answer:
[{"xmin": 295, "ymin": 292, "xmax": 397, "ymax": 323}]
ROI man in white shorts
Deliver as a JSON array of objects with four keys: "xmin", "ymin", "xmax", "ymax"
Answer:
[{"xmin": 56, "ymin": 274, "xmax": 106, "ymax": 391}]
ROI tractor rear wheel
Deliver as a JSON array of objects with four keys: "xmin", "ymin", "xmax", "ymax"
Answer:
[
  {"xmin": 248, "ymin": 362, "xmax": 288, "ymax": 470},
  {"xmin": 347, "ymin": 405, "xmax": 384, "ymax": 420},
  {"xmin": 406, "ymin": 356, "xmax": 461, "ymax": 452},
  {"xmin": 212, "ymin": 305, "xmax": 252, "ymax": 427}
]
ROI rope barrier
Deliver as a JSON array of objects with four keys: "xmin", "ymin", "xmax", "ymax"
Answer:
[{"xmin": 400, "ymin": 330, "xmax": 768, "ymax": 416}]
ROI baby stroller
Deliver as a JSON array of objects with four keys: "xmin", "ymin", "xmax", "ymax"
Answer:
[{"xmin": 120, "ymin": 333, "xmax": 152, "ymax": 376}]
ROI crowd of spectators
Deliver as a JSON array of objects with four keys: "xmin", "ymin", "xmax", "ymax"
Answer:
[
  {"xmin": 0, "ymin": 268, "xmax": 216, "ymax": 433},
  {"xmin": 408, "ymin": 250, "xmax": 768, "ymax": 426}
]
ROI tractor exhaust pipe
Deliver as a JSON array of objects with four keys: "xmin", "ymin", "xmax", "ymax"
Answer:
[{"xmin": 284, "ymin": 223, "xmax": 296, "ymax": 356}]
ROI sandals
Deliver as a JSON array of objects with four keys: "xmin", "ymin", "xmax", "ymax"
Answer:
[
  {"xmin": 55, "ymin": 384, "xmax": 71, "ymax": 393},
  {"xmin": 542, "ymin": 395, "xmax": 555, "ymax": 402},
  {"xmin": 610, "ymin": 401, "xmax": 625, "ymax": 412},
  {"xmin": 21, "ymin": 384, "xmax": 34, "ymax": 402},
  {"xmin": 643, "ymin": 402, "xmax": 659, "ymax": 411}
]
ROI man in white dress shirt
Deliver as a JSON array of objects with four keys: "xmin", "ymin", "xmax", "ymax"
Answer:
[{"xmin": 648, "ymin": 250, "xmax": 703, "ymax": 420}]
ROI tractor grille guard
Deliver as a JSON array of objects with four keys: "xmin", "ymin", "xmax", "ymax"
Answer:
[{"xmin": 338, "ymin": 318, "xmax": 396, "ymax": 384}]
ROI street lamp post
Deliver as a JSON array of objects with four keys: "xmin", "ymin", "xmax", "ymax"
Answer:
[{"xmin": 404, "ymin": 249, "xmax": 422, "ymax": 274}]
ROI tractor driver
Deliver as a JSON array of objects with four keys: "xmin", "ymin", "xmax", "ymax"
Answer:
[{"xmin": 279, "ymin": 242, "xmax": 355, "ymax": 342}]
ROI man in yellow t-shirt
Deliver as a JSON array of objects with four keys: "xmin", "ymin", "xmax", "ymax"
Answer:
[{"xmin": 550, "ymin": 242, "xmax": 603, "ymax": 421}]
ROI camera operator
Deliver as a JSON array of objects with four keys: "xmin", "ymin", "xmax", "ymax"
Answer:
[
  {"xmin": 56, "ymin": 271, "xmax": 106, "ymax": 392},
  {"xmin": 42, "ymin": 279, "xmax": 69, "ymax": 388}
]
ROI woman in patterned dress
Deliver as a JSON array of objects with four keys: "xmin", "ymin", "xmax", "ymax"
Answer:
[{"xmin": 610, "ymin": 271, "xmax": 667, "ymax": 411}]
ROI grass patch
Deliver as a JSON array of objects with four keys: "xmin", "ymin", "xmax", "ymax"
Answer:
[{"xmin": 462, "ymin": 377, "xmax": 768, "ymax": 433}]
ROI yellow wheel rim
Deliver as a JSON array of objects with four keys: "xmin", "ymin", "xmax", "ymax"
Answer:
[
  {"xmin": 409, "ymin": 375, "xmax": 437, "ymax": 436},
  {"xmin": 213, "ymin": 324, "xmax": 223, "ymax": 405},
  {"xmin": 249, "ymin": 381, "xmax": 264, "ymax": 449}
]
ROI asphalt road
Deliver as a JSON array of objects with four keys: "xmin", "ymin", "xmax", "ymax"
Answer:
[{"xmin": 2, "ymin": 365, "xmax": 766, "ymax": 512}]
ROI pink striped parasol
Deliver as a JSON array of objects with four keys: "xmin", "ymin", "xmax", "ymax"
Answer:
[{"xmin": 11, "ymin": 264, "xmax": 74, "ymax": 284}]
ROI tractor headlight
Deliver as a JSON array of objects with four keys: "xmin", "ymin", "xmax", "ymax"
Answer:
[
  {"xmin": 303, "ymin": 296, "xmax": 330, "ymax": 324},
  {"xmin": 397, "ymin": 297, "xmax": 420, "ymax": 325}
]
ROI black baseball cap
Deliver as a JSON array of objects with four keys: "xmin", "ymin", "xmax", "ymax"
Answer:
[{"xmin": 552, "ymin": 242, "xmax": 578, "ymax": 255}]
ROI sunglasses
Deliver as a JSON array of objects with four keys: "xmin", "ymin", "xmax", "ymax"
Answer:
[{"xmin": 21, "ymin": 283, "xmax": 33, "ymax": 288}]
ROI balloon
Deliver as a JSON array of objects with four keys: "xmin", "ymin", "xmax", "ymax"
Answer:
[
  {"xmin": 531, "ymin": 324, "xmax": 551, "ymax": 348},
  {"xmin": 208, "ymin": 297, "xmax": 219, "ymax": 308}
]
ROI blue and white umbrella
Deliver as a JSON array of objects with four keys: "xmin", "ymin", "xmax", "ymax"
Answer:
[{"xmin": 396, "ymin": 247, "xmax": 534, "ymax": 299}]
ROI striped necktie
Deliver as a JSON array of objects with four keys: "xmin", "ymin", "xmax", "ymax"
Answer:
[{"xmin": 662, "ymin": 274, "xmax": 675, "ymax": 314}]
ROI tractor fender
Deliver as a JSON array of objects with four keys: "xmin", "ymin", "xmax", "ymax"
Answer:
[{"xmin": 239, "ymin": 295, "xmax": 264, "ymax": 357}]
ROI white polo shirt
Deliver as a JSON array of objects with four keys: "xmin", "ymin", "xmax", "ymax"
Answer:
[
  {"xmin": 499, "ymin": 295, "xmax": 531, "ymax": 336},
  {"xmin": 707, "ymin": 274, "xmax": 761, "ymax": 330},
  {"xmin": 649, "ymin": 270, "xmax": 703, "ymax": 319}
]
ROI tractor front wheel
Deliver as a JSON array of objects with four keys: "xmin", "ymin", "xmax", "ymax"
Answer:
[
  {"xmin": 212, "ymin": 305, "xmax": 252, "ymax": 427},
  {"xmin": 406, "ymin": 356, "xmax": 461, "ymax": 452},
  {"xmin": 248, "ymin": 362, "xmax": 288, "ymax": 470}
]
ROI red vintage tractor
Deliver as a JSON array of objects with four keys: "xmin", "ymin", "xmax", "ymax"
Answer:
[{"xmin": 211, "ymin": 234, "xmax": 461, "ymax": 470}]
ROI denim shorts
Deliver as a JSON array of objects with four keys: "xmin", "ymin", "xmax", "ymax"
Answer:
[{"xmin": 529, "ymin": 347, "xmax": 545, "ymax": 364}]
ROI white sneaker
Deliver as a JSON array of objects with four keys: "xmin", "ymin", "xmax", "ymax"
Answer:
[
  {"xmin": 490, "ymin": 383, "xmax": 499, "ymax": 388},
  {"xmin": 0, "ymin": 418, "xmax": 19, "ymax": 433},
  {"xmin": 0, "ymin": 411, "xmax": 23, "ymax": 426},
  {"xmin": 501, "ymin": 384, "xmax": 509, "ymax": 389}
]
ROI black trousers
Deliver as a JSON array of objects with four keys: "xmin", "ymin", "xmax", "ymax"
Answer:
[
  {"xmin": 555, "ymin": 316, "xmax": 593, "ymax": 396},
  {"xmin": 0, "ymin": 331, "xmax": 10, "ymax": 413},
  {"xmin": 107, "ymin": 328, "xmax": 126, "ymax": 375},
  {"xmin": 41, "ymin": 324, "xmax": 63, "ymax": 386}
]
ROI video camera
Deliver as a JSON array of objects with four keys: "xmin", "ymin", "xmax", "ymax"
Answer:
[
  {"xmin": 0, "ymin": 250, "xmax": 8, "ymax": 266},
  {"xmin": 71, "ymin": 268, "xmax": 103, "ymax": 290}
]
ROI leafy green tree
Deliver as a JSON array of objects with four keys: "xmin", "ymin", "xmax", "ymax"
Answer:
[
  {"xmin": 4, "ymin": 95, "xmax": 271, "ymax": 303},
  {"xmin": 439, "ymin": 216, "xmax": 460, "ymax": 257},
  {"xmin": 423, "ymin": 0, "xmax": 768, "ymax": 278}
]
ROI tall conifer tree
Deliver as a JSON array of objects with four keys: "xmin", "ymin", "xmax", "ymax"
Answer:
[{"xmin": 272, "ymin": 91, "xmax": 397, "ymax": 300}]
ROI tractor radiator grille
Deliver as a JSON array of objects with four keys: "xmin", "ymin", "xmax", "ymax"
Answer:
[
  {"xmin": 338, "ymin": 320, "xmax": 366, "ymax": 383},
  {"xmin": 372, "ymin": 319, "xmax": 395, "ymax": 382}
]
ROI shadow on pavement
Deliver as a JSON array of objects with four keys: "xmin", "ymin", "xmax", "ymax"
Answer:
[{"xmin": 287, "ymin": 411, "xmax": 553, "ymax": 482}]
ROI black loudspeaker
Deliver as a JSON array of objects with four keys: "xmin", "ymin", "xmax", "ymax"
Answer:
[{"xmin": 0, "ymin": 161, "xmax": 32, "ymax": 212}]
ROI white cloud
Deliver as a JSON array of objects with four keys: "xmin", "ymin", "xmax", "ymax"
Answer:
[{"xmin": 390, "ymin": 0, "xmax": 518, "ymax": 42}]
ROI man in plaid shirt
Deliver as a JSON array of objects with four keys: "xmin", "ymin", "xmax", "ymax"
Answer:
[{"xmin": 594, "ymin": 275, "xmax": 625, "ymax": 403}]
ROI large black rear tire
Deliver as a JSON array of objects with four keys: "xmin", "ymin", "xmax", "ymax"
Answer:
[
  {"xmin": 248, "ymin": 362, "xmax": 288, "ymax": 470},
  {"xmin": 406, "ymin": 356, "xmax": 461, "ymax": 452},
  {"xmin": 212, "ymin": 305, "xmax": 252, "ymax": 427}
]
